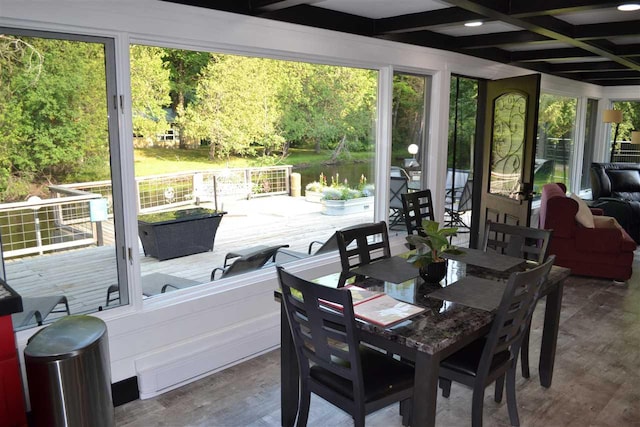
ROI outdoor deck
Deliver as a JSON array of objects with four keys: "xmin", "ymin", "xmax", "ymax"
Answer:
[{"xmin": 5, "ymin": 195, "xmax": 469, "ymax": 327}]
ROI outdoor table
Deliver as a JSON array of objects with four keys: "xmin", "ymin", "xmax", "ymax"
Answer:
[{"xmin": 276, "ymin": 252, "xmax": 570, "ymax": 427}]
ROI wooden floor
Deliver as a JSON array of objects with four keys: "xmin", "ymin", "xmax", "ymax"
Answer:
[
  {"xmin": 115, "ymin": 253, "xmax": 640, "ymax": 427},
  {"xmin": 5, "ymin": 196, "xmax": 378, "ymax": 318}
]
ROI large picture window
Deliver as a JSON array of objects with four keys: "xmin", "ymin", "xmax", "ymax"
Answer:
[{"xmin": 128, "ymin": 45, "xmax": 378, "ymax": 299}]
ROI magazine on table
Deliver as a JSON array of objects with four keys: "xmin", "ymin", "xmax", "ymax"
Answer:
[{"xmin": 321, "ymin": 285, "xmax": 425, "ymax": 327}]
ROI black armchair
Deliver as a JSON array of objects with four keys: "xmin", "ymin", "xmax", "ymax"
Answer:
[{"xmin": 590, "ymin": 162, "xmax": 640, "ymax": 243}]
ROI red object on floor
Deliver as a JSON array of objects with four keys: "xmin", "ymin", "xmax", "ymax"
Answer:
[{"xmin": 0, "ymin": 316, "xmax": 27, "ymax": 427}]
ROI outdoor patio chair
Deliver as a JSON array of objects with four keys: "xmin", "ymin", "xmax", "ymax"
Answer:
[
  {"xmin": 105, "ymin": 273, "xmax": 201, "ymax": 306},
  {"xmin": 389, "ymin": 175, "xmax": 409, "ymax": 229},
  {"xmin": 274, "ymin": 233, "xmax": 339, "ymax": 263},
  {"xmin": 445, "ymin": 175, "xmax": 473, "ymax": 231},
  {"xmin": 211, "ymin": 244, "xmax": 289, "ymax": 280},
  {"xmin": 11, "ymin": 295, "xmax": 70, "ymax": 329}
]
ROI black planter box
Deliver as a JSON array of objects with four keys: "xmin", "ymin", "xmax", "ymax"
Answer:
[{"xmin": 138, "ymin": 208, "xmax": 226, "ymax": 261}]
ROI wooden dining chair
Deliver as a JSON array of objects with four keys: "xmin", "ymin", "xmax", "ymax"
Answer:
[
  {"xmin": 277, "ymin": 267, "xmax": 414, "ymax": 427},
  {"xmin": 482, "ymin": 220, "xmax": 553, "ymax": 378},
  {"xmin": 401, "ymin": 189, "xmax": 435, "ymax": 238},
  {"xmin": 438, "ymin": 256, "xmax": 555, "ymax": 427},
  {"xmin": 335, "ymin": 221, "xmax": 391, "ymax": 287}
]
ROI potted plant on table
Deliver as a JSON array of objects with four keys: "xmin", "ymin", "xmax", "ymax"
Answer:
[{"xmin": 405, "ymin": 220, "xmax": 464, "ymax": 284}]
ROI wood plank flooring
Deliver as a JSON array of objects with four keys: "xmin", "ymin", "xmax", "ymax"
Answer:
[{"xmin": 115, "ymin": 253, "xmax": 640, "ymax": 427}]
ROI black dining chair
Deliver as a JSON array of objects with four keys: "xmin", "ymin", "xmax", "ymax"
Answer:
[
  {"xmin": 335, "ymin": 221, "xmax": 391, "ymax": 287},
  {"xmin": 277, "ymin": 267, "xmax": 415, "ymax": 427},
  {"xmin": 438, "ymin": 255, "xmax": 555, "ymax": 427},
  {"xmin": 401, "ymin": 189, "xmax": 435, "ymax": 238},
  {"xmin": 482, "ymin": 221, "xmax": 553, "ymax": 264},
  {"xmin": 482, "ymin": 220, "xmax": 553, "ymax": 378}
]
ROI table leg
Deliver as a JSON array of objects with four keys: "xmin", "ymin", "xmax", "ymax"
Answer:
[
  {"xmin": 280, "ymin": 303, "xmax": 299, "ymax": 427},
  {"xmin": 412, "ymin": 351, "xmax": 439, "ymax": 427},
  {"xmin": 539, "ymin": 280, "xmax": 564, "ymax": 387}
]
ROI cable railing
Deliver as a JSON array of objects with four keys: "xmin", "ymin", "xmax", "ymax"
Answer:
[{"xmin": 0, "ymin": 166, "xmax": 293, "ymax": 258}]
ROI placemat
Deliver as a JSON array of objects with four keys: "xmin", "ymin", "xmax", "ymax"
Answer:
[
  {"xmin": 442, "ymin": 247, "xmax": 525, "ymax": 272},
  {"xmin": 351, "ymin": 256, "xmax": 419, "ymax": 284},
  {"xmin": 427, "ymin": 276, "xmax": 506, "ymax": 312}
]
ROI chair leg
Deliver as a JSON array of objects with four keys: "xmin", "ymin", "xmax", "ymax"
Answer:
[
  {"xmin": 521, "ymin": 325, "xmax": 531, "ymax": 379},
  {"xmin": 400, "ymin": 399, "xmax": 412, "ymax": 426},
  {"xmin": 296, "ymin": 385, "xmax": 311, "ymax": 427},
  {"xmin": 353, "ymin": 410, "xmax": 365, "ymax": 427},
  {"xmin": 471, "ymin": 385, "xmax": 486, "ymax": 427},
  {"xmin": 439, "ymin": 378, "xmax": 452, "ymax": 398},
  {"xmin": 506, "ymin": 367, "xmax": 521, "ymax": 427},
  {"xmin": 494, "ymin": 375, "xmax": 504, "ymax": 403}
]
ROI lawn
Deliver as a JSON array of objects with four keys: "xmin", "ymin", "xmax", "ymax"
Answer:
[{"xmin": 133, "ymin": 147, "xmax": 375, "ymax": 176}]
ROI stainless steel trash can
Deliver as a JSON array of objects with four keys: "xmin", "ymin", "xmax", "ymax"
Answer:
[{"xmin": 24, "ymin": 315, "xmax": 114, "ymax": 427}]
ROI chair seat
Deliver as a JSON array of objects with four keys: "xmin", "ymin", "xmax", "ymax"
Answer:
[
  {"xmin": 310, "ymin": 346, "xmax": 414, "ymax": 402},
  {"xmin": 440, "ymin": 338, "xmax": 511, "ymax": 377}
]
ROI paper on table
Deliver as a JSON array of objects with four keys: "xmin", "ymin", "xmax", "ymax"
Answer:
[{"xmin": 353, "ymin": 294, "xmax": 425, "ymax": 327}]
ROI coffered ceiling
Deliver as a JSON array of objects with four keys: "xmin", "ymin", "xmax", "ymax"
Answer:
[{"xmin": 163, "ymin": 0, "xmax": 640, "ymax": 86}]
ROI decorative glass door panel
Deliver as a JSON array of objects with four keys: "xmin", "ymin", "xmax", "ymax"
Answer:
[{"xmin": 489, "ymin": 93, "xmax": 526, "ymax": 199}]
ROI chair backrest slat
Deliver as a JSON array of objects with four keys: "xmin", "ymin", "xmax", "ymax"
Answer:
[
  {"xmin": 482, "ymin": 221, "xmax": 553, "ymax": 264},
  {"xmin": 278, "ymin": 267, "xmax": 364, "ymax": 393},
  {"xmin": 401, "ymin": 189, "xmax": 435, "ymax": 237},
  {"xmin": 477, "ymin": 256, "xmax": 555, "ymax": 379},
  {"xmin": 336, "ymin": 222, "xmax": 391, "ymax": 273}
]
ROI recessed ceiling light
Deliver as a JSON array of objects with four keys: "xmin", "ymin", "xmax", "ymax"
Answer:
[
  {"xmin": 618, "ymin": 3, "xmax": 640, "ymax": 11},
  {"xmin": 464, "ymin": 21, "xmax": 483, "ymax": 27}
]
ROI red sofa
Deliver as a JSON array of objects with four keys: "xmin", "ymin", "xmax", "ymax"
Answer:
[{"xmin": 540, "ymin": 183, "xmax": 636, "ymax": 281}]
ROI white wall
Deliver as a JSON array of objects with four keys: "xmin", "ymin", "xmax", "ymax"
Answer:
[{"xmin": 0, "ymin": 0, "xmax": 608, "ymax": 398}]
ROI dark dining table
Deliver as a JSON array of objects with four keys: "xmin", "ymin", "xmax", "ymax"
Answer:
[{"xmin": 276, "ymin": 251, "xmax": 570, "ymax": 427}]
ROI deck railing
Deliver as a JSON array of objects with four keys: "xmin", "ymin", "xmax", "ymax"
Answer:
[{"xmin": 0, "ymin": 166, "xmax": 292, "ymax": 258}]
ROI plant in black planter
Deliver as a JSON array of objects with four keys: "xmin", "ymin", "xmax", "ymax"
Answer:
[{"xmin": 405, "ymin": 220, "xmax": 463, "ymax": 285}]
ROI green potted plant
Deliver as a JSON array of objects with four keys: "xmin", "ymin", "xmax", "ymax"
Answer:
[{"xmin": 405, "ymin": 219, "xmax": 463, "ymax": 284}]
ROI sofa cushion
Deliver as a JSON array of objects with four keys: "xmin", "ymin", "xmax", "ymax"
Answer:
[
  {"xmin": 593, "ymin": 215, "xmax": 618, "ymax": 229},
  {"xmin": 570, "ymin": 193, "xmax": 594, "ymax": 228},
  {"xmin": 606, "ymin": 169, "xmax": 640, "ymax": 193}
]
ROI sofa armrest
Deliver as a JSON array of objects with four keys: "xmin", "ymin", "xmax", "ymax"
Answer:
[{"xmin": 575, "ymin": 226, "xmax": 625, "ymax": 253}]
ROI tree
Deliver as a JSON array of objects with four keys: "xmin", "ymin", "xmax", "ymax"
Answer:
[
  {"xmin": 130, "ymin": 45, "xmax": 171, "ymax": 140},
  {"xmin": 184, "ymin": 54, "xmax": 286, "ymax": 159},
  {"xmin": 162, "ymin": 49, "xmax": 210, "ymax": 149},
  {"xmin": 0, "ymin": 35, "xmax": 110, "ymax": 200}
]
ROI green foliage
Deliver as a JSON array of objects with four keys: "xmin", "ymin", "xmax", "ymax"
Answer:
[
  {"xmin": 0, "ymin": 35, "xmax": 110, "ymax": 200},
  {"xmin": 449, "ymin": 77, "xmax": 478, "ymax": 171},
  {"xmin": 612, "ymin": 101, "xmax": 640, "ymax": 141},
  {"xmin": 130, "ymin": 45, "xmax": 171, "ymax": 139},
  {"xmin": 405, "ymin": 220, "xmax": 463, "ymax": 267},
  {"xmin": 392, "ymin": 74, "xmax": 425, "ymax": 153}
]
